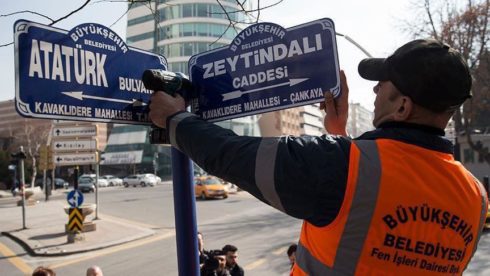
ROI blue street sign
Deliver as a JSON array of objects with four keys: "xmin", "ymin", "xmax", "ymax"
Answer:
[
  {"xmin": 67, "ymin": 189, "xmax": 84, "ymax": 208},
  {"xmin": 189, "ymin": 18, "xmax": 340, "ymax": 122},
  {"xmin": 14, "ymin": 20, "xmax": 167, "ymax": 125}
]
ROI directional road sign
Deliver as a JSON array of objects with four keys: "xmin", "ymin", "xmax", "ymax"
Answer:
[
  {"xmin": 52, "ymin": 139, "xmax": 97, "ymax": 152},
  {"xmin": 53, "ymin": 125, "xmax": 97, "ymax": 138},
  {"xmin": 14, "ymin": 20, "xmax": 167, "ymax": 125},
  {"xmin": 67, "ymin": 189, "xmax": 84, "ymax": 208},
  {"xmin": 54, "ymin": 152, "xmax": 97, "ymax": 166},
  {"xmin": 68, "ymin": 207, "xmax": 84, "ymax": 232},
  {"xmin": 189, "ymin": 18, "xmax": 340, "ymax": 122}
]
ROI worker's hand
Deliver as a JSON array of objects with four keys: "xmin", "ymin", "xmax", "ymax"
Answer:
[
  {"xmin": 149, "ymin": 91, "xmax": 186, "ymax": 128},
  {"xmin": 320, "ymin": 70, "xmax": 349, "ymax": 136}
]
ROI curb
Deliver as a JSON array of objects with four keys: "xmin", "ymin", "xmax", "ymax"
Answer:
[
  {"xmin": 1, "ymin": 230, "xmax": 156, "ymax": 257},
  {"xmin": 1, "ymin": 231, "xmax": 37, "ymax": 256}
]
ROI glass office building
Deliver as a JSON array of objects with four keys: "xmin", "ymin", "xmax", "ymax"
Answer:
[
  {"xmin": 102, "ymin": 1, "xmax": 259, "ymax": 179},
  {"xmin": 127, "ymin": 0, "xmax": 252, "ymax": 73}
]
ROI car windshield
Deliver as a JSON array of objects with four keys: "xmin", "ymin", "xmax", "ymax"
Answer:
[{"xmin": 203, "ymin": 178, "xmax": 221, "ymax": 185}]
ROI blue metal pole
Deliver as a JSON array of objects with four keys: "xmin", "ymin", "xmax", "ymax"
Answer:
[{"xmin": 171, "ymin": 147, "xmax": 199, "ymax": 276}]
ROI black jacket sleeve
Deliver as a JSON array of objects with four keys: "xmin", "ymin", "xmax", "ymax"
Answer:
[{"xmin": 168, "ymin": 112, "xmax": 352, "ymax": 227}]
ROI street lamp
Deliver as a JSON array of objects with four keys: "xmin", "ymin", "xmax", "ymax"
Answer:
[
  {"xmin": 11, "ymin": 147, "xmax": 27, "ymax": 229},
  {"xmin": 336, "ymin": 32, "xmax": 373, "ymax": 58}
]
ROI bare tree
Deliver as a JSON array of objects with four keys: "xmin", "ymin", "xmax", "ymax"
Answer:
[
  {"xmin": 1, "ymin": 0, "xmax": 283, "ymax": 47},
  {"xmin": 8, "ymin": 120, "xmax": 51, "ymax": 187},
  {"xmin": 405, "ymin": 0, "xmax": 490, "ymax": 165}
]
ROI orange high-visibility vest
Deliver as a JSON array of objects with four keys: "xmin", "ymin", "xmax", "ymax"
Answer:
[{"xmin": 292, "ymin": 140, "xmax": 488, "ymax": 275}]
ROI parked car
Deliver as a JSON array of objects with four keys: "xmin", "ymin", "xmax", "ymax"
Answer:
[
  {"xmin": 123, "ymin": 175, "xmax": 139, "ymax": 187},
  {"xmin": 34, "ymin": 177, "xmax": 68, "ymax": 190},
  {"xmin": 141, "ymin": 173, "xmax": 161, "ymax": 184},
  {"xmin": 79, "ymin": 174, "xmax": 109, "ymax": 187},
  {"xmin": 123, "ymin": 174, "xmax": 157, "ymax": 187},
  {"xmin": 54, "ymin": 178, "xmax": 69, "ymax": 189},
  {"xmin": 194, "ymin": 176, "xmax": 228, "ymax": 200},
  {"xmin": 78, "ymin": 178, "xmax": 95, "ymax": 193},
  {"xmin": 100, "ymin": 175, "xmax": 123, "ymax": 186}
]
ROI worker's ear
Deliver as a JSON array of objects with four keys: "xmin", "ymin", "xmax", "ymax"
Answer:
[{"xmin": 393, "ymin": 96, "xmax": 413, "ymax": 121}]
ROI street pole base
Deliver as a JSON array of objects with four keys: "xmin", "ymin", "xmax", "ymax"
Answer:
[{"xmin": 67, "ymin": 231, "xmax": 85, "ymax": 243}]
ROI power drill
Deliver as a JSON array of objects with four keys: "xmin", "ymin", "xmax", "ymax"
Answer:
[{"xmin": 141, "ymin": 69, "xmax": 194, "ymax": 144}]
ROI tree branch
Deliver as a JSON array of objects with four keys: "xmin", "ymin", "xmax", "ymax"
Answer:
[
  {"xmin": 1, "ymin": 10, "xmax": 54, "ymax": 22},
  {"xmin": 49, "ymin": 0, "xmax": 92, "ymax": 26}
]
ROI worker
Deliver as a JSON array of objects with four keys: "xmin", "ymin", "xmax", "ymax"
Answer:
[{"xmin": 149, "ymin": 38, "xmax": 488, "ymax": 275}]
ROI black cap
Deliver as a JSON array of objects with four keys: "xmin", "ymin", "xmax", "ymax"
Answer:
[{"xmin": 358, "ymin": 39, "xmax": 472, "ymax": 112}]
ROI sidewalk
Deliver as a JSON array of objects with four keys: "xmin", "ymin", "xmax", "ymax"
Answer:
[{"xmin": 0, "ymin": 189, "xmax": 155, "ymax": 256}]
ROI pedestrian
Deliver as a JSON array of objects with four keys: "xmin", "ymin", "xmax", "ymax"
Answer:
[
  {"xmin": 86, "ymin": 265, "xmax": 103, "ymax": 276},
  {"xmin": 149, "ymin": 38, "xmax": 488, "ymax": 275},
  {"xmin": 222, "ymin": 244, "xmax": 244, "ymax": 276},
  {"xmin": 11, "ymin": 179, "xmax": 19, "ymax": 196},
  {"xmin": 198, "ymin": 231, "xmax": 210, "ymax": 267},
  {"xmin": 286, "ymin": 243, "xmax": 297, "ymax": 269},
  {"xmin": 32, "ymin": 266, "xmax": 56, "ymax": 276},
  {"xmin": 201, "ymin": 249, "xmax": 231, "ymax": 276}
]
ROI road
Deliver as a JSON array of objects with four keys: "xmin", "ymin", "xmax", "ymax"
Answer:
[
  {"xmin": 0, "ymin": 184, "xmax": 489, "ymax": 275},
  {"xmin": 0, "ymin": 184, "xmax": 302, "ymax": 275}
]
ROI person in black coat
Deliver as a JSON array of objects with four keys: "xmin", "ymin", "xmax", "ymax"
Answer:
[{"xmin": 222, "ymin": 244, "xmax": 244, "ymax": 276}]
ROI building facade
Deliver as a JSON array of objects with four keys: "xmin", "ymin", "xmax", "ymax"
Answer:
[
  {"xmin": 0, "ymin": 100, "xmax": 108, "ymax": 152},
  {"xmin": 346, "ymin": 103, "xmax": 374, "ymax": 138},
  {"xmin": 127, "ymin": 0, "xmax": 251, "ymax": 73},
  {"xmin": 458, "ymin": 133, "xmax": 490, "ymax": 182},
  {"xmin": 0, "ymin": 99, "xmax": 108, "ymax": 184},
  {"xmin": 258, "ymin": 104, "xmax": 325, "ymax": 137},
  {"xmin": 99, "ymin": 1, "xmax": 257, "ymax": 178}
]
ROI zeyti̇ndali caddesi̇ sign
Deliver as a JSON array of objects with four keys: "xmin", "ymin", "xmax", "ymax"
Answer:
[
  {"xmin": 14, "ymin": 20, "xmax": 167, "ymax": 124},
  {"xmin": 189, "ymin": 18, "xmax": 340, "ymax": 122}
]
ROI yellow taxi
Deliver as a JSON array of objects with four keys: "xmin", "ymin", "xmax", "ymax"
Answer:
[{"xmin": 194, "ymin": 176, "xmax": 228, "ymax": 200}]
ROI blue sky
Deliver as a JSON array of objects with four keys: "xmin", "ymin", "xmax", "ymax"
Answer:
[{"xmin": 1, "ymin": 0, "xmax": 413, "ymax": 110}]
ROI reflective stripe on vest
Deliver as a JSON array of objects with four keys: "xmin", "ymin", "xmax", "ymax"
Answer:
[
  {"xmin": 169, "ymin": 112, "xmax": 196, "ymax": 151},
  {"xmin": 295, "ymin": 140, "xmax": 382, "ymax": 275},
  {"xmin": 255, "ymin": 137, "xmax": 286, "ymax": 212}
]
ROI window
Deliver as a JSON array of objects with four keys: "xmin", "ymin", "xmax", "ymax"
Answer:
[
  {"xmin": 197, "ymin": 24, "xmax": 208, "ymax": 36},
  {"xmin": 127, "ymin": 32, "xmax": 154, "ymax": 43},
  {"xmin": 169, "ymin": 5, "xmax": 180, "ymax": 19},
  {"xmin": 168, "ymin": 62, "xmax": 189, "ymax": 74},
  {"xmin": 159, "ymin": 23, "xmax": 238, "ymax": 40},
  {"xmin": 158, "ymin": 42, "xmax": 228, "ymax": 58},
  {"xmin": 197, "ymin": 4, "xmax": 208, "ymax": 17},
  {"xmin": 156, "ymin": 3, "xmax": 243, "ymax": 22},
  {"xmin": 183, "ymin": 43, "xmax": 193, "ymax": 56},
  {"xmin": 183, "ymin": 24, "xmax": 194, "ymax": 36},
  {"xmin": 182, "ymin": 4, "xmax": 193, "ymax": 17},
  {"xmin": 128, "ymin": 14, "xmax": 155, "ymax": 26}
]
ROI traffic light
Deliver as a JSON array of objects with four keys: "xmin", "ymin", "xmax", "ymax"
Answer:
[{"xmin": 11, "ymin": 151, "xmax": 26, "ymax": 160}]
